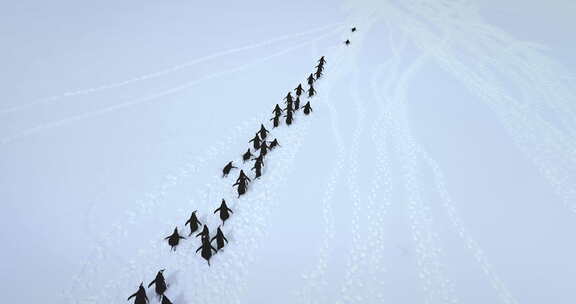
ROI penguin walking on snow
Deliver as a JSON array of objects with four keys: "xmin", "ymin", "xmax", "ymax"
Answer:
[
  {"xmin": 196, "ymin": 236, "xmax": 217, "ymax": 266},
  {"xmin": 243, "ymin": 148, "xmax": 253, "ymax": 162},
  {"xmin": 211, "ymin": 226, "xmax": 229, "ymax": 252},
  {"xmin": 307, "ymin": 85, "xmax": 316, "ymax": 98},
  {"xmin": 269, "ymin": 138, "xmax": 280, "ymax": 150},
  {"xmin": 307, "ymin": 73, "xmax": 315, "ymax": 86},
  {"xmin": 258, "ymin": 124, "xmax": 270, "ymax": 140},
  {"xmin": 303, "ymin": 101, "xmax": 313, "ymax": 115},
  {"xmin": 295, "ymin": 84, "xmax": 305, "ymax": 96},
  {"xmin": 214, "ymin": 199, "xmax": 233, "ymax": 225},
  {"xmin": 222, "ymin": 161, "xmax": 237, "ymax": 177},
  {"xmin": 196, "ymin": 224, "xmax": 210, "ymax": 241},
  {"xmin": 249, "ymin": 133, "xmax": 261, "ymax": 150},
  {"xmin": 185, "ymin": 210, "xmax": 202, "ymax": 236},
  {"xmin": 127, "ymin": 283, "xmax": 148, "ymax": 304},
  {"xmin": 148, "ymin": 270, "xmax": 167, "ymax": 299},
  {"xmin": 164, "ymin": 227, "xmax": 185, "ymax": 251}
]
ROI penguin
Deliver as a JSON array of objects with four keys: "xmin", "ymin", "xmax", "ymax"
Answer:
[
  {"xmin": 307, "ymin": 73, "xmax": 315, "ymax": 86},
  {"xmin": 307, "ymin": 85, "xmax": 316, "ymax": 98},
  {"xmin": 211, "ymin": 226, "xmax": 229, "ymax": 252},
  {"xmin": 164, "ymin": 227, "xmax": 185, "ymax": 251},
  {"xmin": 269, "ymin": 138, "xmax": 280, "ymax": 150},
  {"xmin": 196, "ymin": 236, "xmax": 217, "ymax": 266},
  {"xmin": 242, "ymin": 148, "xmax": 253, "ymax": 162},
  {"xmin": 294, "ymin": 84, "xmax": 304, "ymax": 96},
  {"xmin": 303, "ymin": 101, "xmax": 313, "ymax": 115},
  {"xmin": 195, "ymin": 224, "xmax": 210, "ymax": 240},
  {"xmin": 148, "ymin": 270, "xmax": 167, "ymax": 299},
  {"xmin": 249, "ymin": 133, "xmax": 261, "ymax": 150},
  {"xmin": 270, "ymin": 115, "xmax": 280, "ymax": 128},
  {"xmin": 214, "ymin": 199, "xmax": 233, "ymax": 225},
  {"xmin": 294, "ymin": 96, "xmax": 301, "ymax": 110},
  {"xmin": 127, "ymin": 283, "xmax": 149, "ymax": 304},
  {"xmin": 272, "ymin": 104, "xmax": 283, "ymax": 117},
  {"xmin": 222, "ymin": 161, "xmax": 237, "ymax": 177},
  {"xmin": 258, "ymin": 124, "xmax": 270, "ymax": 140},
  {"xmin": 185, "ymin": 210, "xmax": 202, "ymax": 236},
  {"xmin": 233, "ymin": 179, "xmax": 248, "ymax": 198}
]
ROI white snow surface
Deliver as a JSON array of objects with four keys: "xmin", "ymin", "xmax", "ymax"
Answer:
[{"xmin": 1, "ymin": 0, "xmax": 576, "ymax": 303}]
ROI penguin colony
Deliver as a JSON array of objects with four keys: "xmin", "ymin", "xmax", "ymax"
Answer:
[{"xmin": 127, "ymin": 27, "xmax": 356, "ymax": 304}]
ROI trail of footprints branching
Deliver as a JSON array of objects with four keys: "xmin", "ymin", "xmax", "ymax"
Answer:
[{"xmin": 123, "ymin": 54, "xmax": 333, "ymax": 304}]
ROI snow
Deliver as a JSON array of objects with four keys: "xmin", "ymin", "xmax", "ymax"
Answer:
[{"xmin": 1, "ymin": 0, "xmax": 576, "ymax": 303}]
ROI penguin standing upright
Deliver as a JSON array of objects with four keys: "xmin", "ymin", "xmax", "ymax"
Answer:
[
  {"xmin": 307, "ymin": 85, "xmax": 316, "ymax": 98},
  {"xmin": 222, "ymin": 161, "xmax": 237, "ymax": 177},
  {"xmin": 148, "ymin": 270, "xmax": 167, "ymax": 299},
  {"xmin": 307, "ymin": 73, "xmax": 315, "ymax": 86},
  {"xmin": 295, "ymin": 84, "xmax": 305, "ymax": 96},
  {"xmin": 127, "ymin": 283, "xmax": 149, "ymax": 304},
  {"xmin": 249, "ymin": 133, "xmax": 261, "ymax": 150},
  {"xmin": 285, "ymin": 110, "xmax": 294, "ymax": 125},
  {"xmin": 303, "ymin": 101, "xmax": 313, "ymax": 115},
  {"xmin": 211, "ymin": 226, "xmax": 229, "ymax": 251},
  {"xmin": 269, "ymin": 138, "xmax": 281, "ymax": 150},
  {"xmin": 164, "ymin": 227, "xmax": 185, "ymax": 251},
  {"xmin": 214, "ymin": 199, "xmax": 233, "ymax": 225},
  {"xmin": 294, "ymin": 96, "xmax": 301, "ymax": 110},
  {"xmin": 258, "ymin": 124, "xmax": 269, "ymax": 140},
  {"xmin": 196, "ymin": 236, "xmax": 217, "ymax": 266},
  {"xmin": 195, "ymin": 224, "xmax": 210, "ymax": 240},
  {"xmin": 252, "ymin": 160, "xmax": 263, "ymax": 179},
  {"xmin": 185, "ymin": 210, "xmax": 202, "ymax": 236},
  {"xmin": 242, "ymin": 148, "xmax": 253, "ymax": 162}
]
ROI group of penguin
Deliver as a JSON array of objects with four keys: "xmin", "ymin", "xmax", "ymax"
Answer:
[
  {"xmin": 127, "ymin": 270, "xmax": 172, "ymax": 304},
  {"xmin": 127, "ymin": 57, "xmax": 325, "ymax": 304},
  {"xmin": 169, "ymin": 55, "xmax": 324, "ymax": 261},
  {"xmin": 126, "ymin": 26, "xmax": 360, "ymax": 303}
]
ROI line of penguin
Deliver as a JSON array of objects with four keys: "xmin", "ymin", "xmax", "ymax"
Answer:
[{"xmin": 127, "ymin": 26, "xmax": 356, "ymax": 304}]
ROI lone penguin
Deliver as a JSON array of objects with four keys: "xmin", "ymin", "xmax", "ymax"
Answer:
[
  {"xmin": 127, "ymin": 283, "xmax": 149, "ymax": 304},
  {"xmin": 164, "ymin": 227, "xmax": 185, "ymax": 251},
  {"xmin": 148, "ymin": 269, "xmax": 167, "ymax": 299},
  {"xmin": 214, "ymin": 199, "xmax": 233, "ymax": 225}
]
